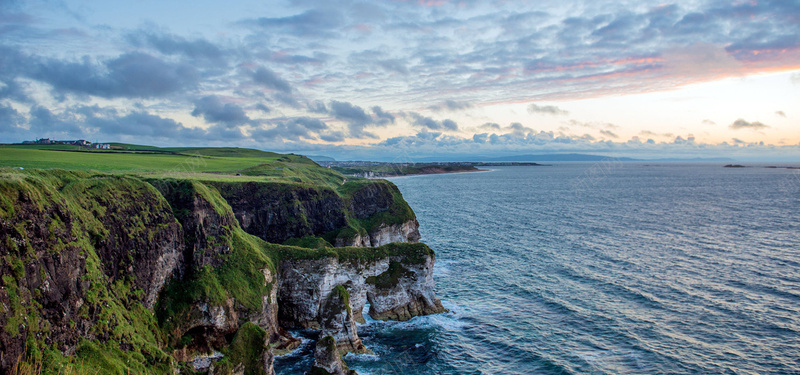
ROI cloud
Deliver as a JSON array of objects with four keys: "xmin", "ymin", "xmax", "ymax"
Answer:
[
  {"xmin": 730, "ymin": 118, "xmax": 769, "ymax": 130},
  {"xmin": 775, "ymin": 111, "xmax": 786, "ymax": 117},
  {"xmin": 255, "ymin": 103, "xmax": 270, "ymax": 113},
  {"xmin": 429, "ymin": 100, "xmax": 473, "ymax": 112},
  {"xmin": 28, "ymin": 105, "xmax": 84, "ymax": 135},
  {"xmin": 640, "ymin": 130, "xmax": 674, "ymax": 138},
  {"xmin": 377, "ymin": 59, "xmax": 409, "ymax": 74},
  {"xmin": 600, "ymin": 129, "xmax": 618, "ymax": 138},
  {"xmin": 330, "ymin": 100, "xmax": 371, "ymax": 124},
  {"xmin": 405, "ymin": 112, "xmax": 459, "ymax": 131},
  {"xmin": 252, "ymin": 66, "xmax": 292, "ymax": 93},
  {"xmin": 88, "ymin": 110, "xmax": 203, "ymax": 138},
  {"xmin": 329, "ymin": 100, "xmax": 376, "ymax": 138},
  {"xmin": 126, "ymin": 30, "xmax": 224, "ymax": 61},
  {"xmin": 372, "ymin": 106, "xmax": 395, "ymax": 125},
  {"xmin": 702, "ymin": 119, "xmax": 716, "ymax": 125},
  {"xmin": 31, "ymin": 52, "xmax": 198, "ymax": 98},
  {"xmin": 0, "ymin": 103, "xmax": 25, "ymax": 134},
  {"xmin": 191, "ymin": 95, "xmax": 251, "ymax": 126},
  {"xmin": 307, "ymin": 100, "xmax": 327, "ymax": 114},
  {"xmin": 319, "ymin": 130, "xmax": 346, "ymax": 143},
  {"xmin": 249, "ymin": 116, "xmax": 332, "ymax": 142},
  {"xmin": 271, "ymin": 92, "xmax": 302, "ymax": 108},
  {"xmin": 247, "ymin": 10, "xmax": 344, "ymax": 37},
  {"xmin": 527, "ymin": 103, "xmax": 569, "ymax": 116}
]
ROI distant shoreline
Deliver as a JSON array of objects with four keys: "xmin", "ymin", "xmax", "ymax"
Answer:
[{"xmin": 381, "ymin": 168, "xmax": 492, "ymax": 179}]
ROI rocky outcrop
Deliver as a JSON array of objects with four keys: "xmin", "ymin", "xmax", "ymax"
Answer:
[
  {"xmin": 308, "ymin": 336, "xmax": 358, "ymax": 375},
  {"xmin": 153, "ymin": 180, "xmax": 287, "ymax": 372},
  {"xmin": 277, "ymin": 244, "xmax": 445, "ymax": 330},
  {"xmin": 333, "ymin": 219, "xmax": 421, "ymax": 248},
  {"xmin": 212, "ymin": 179, "xmax": 420, "ymax": 248},
  {"xmin": 366, "ymin": 257, "xmax": 445, "ymax": 321},
  {"xmin": 320, "ymin": 285, "xmax": 368, "ymax": 354},
  {"xmin": 210, "ymin": 181, "xmax": 348, "ymax": 244}
]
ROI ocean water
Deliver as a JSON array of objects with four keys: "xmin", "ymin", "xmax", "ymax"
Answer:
[{"xmin": 276, "ymin": 163, "xmax": 800, "ymax": 374}]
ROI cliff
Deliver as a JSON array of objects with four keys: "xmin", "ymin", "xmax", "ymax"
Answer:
[
  {"xmin": 0, "ymin": 167, "xmax": 443, "ymax": 374},
  {"xmin": 210, "ymin": 179, "xmax": 421, "ymax": 248}
]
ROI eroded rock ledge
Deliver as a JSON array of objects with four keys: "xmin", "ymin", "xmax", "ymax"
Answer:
[{"xmin": 0, "ymin": 171, "xmax": 444, "ymax": 374}]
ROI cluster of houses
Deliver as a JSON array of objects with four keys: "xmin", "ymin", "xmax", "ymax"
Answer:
[{"xmin": 22, "ymin": 138, "xmax": 111, "ymax": 149}]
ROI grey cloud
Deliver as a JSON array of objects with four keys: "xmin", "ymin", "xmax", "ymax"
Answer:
[
  {"xmin": 372, "ymin": 106, "xmax": 395, "ymax": 125},
  {"xmin": 255, "ymin": 103, "xmax": 270, "ymax": 113},
  {"xmin": 0, "ymin": 46, "xmax": 27, "ymax": 101},
  {"xmin": 730, "ymin": 118, "xmax": 769, "ymax": 130},
  {"xmin": 320, "ymin": 130, "xmax": 346, "ymax": 143},
  {"xmin": 640, "ymin": 130, "xmax": 673, "ymax": 138},
  {"xmin": 480, "ymin": 122, "xmax": 501, "ymax": 130},
  {"xmin": 330, "ymin": 100, "xmax": 371, "ymax": 125},
  {"xmin": 88, "ymin": 111, "xmax": 200, "ymax": 138},
  {"xmin": 251, "ymin": 116, "xmax": 330, "ymax": 142},
  {"xmin": 528, "ymin": 103, "xmax": 569, "ymax": 116},
  {"xmin": 600, "ymin": 129, "xmax": 619, "ymax": 138},
  {"xmin": 377, "ymin": 59, "xmax": 409, "ymax": 74},
  {"xmin": 702, "ymin": 119, "xmax": 716, "ymax": 125},
  {"xmin": 406, "ymin": 112, "xmax": 458, "ymax": 131},
  {"xmin": 269, "ymin": 52, "xmax": 327, "ymax": 65},
  {"xmin": 29, "ymin": 105, "xmax": 84, "ymax": 135},
  {"xmin": 775, "ymin": 111, "xmax": 786, "ymax": 117},
  {"xmin": 330, "ymin": 100, "xmax": 376, "ymax": 138},
  {"xmin": 429, "ymin": 100, "xmax": 473, "ymax": 112},
  {"xmin": 192, "ymin": 95, "xmax": 250, "ymax": 126},
  {"xmin": 249, "ymin": 10, "xmax": 344, "ymax": 37},
  {"xmin": 0, "ymin": 102, "xmax": 25, "ymax": 133},
  {"xmin": 307, "ymin": 100, "xmax": 328, "ymax": 114},
  {"xmin": 288, "ymin": 116, "xmax": 328, "ymax": 131},
  {"xmin": 272, "ymin": 92, "xmax": 302, "ymax": 108},
  {"xmin": 508, "ymin": 123, "xmax": 533, "ymax": 134},
  {"xmin": 252, "ymin": 66, "xmax": 292, "ymax": 93},
  {"xmin": 31, "ymin": 52, "xmax": 198, "ymax": 98},
  {"xmin": 592, "ymin": 13, "xmax": 643, "ymax": 43},
  {"xmin": 127, "ymin": 31, "xmax": 224, "ymax": 61}
]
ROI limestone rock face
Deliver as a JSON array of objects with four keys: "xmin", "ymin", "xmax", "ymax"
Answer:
[
  {"xmin": 308, "ymin": 336, "xmax": 357, "ymax": 375},
  {"xmin": 333, "ymin": 219, "xmax": 421, "ymax": 247},
  {"xmin": 367, "ymin": 256, "xmax": 445, "ymax": 321},
  {"xmin": 319, "ymin": 285, "xmax": 368, "ymax": 354},
  {"xmin": 368, "ymin": 220, "xmax": 421, "ymax": 247},
  {"xmin": 278, "ymin": 252, "xmax": 445, "ymax": 330}
]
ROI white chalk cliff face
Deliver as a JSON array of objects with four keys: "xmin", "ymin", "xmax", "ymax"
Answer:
[
  {"xmin": 277, "ymin": 253, "xmax": 444, "ymax": 330},
  {"xmin": 335, "ymin": 219, "xmax": 422, "ymax": 247}
]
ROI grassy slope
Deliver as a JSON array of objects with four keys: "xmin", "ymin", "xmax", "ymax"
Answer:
[{"xmin": 0, "ymin": 143, "xmax": 415, "ymax": 235}]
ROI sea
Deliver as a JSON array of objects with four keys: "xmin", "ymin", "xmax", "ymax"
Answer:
[{"xmin": 275, "ymin": 163, "xmax": 800, "ymax": 374}]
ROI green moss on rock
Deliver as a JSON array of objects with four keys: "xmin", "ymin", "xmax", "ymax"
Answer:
[{"xmin": 366, "ymin": 261, "xmax": 415, "ymax": 289}]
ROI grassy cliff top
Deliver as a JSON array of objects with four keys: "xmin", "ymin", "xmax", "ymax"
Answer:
[{"xmin": 0, "ymin": 143, "xmax": 346, "ymax": 187}]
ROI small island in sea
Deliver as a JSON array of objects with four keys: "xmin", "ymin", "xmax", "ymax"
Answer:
[{"xmin": 0, "ymin": 143, "xmax": 445, "ymax": 374}]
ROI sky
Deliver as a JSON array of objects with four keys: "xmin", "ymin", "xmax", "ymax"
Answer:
[{"xmin": 1, "ymin": 0, "xmax": 799, "ymax": 161}]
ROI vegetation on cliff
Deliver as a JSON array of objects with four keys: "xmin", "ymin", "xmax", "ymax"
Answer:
[{"xmin": 0, "ymin": 144, "xmax": 436, "ymax": 374}]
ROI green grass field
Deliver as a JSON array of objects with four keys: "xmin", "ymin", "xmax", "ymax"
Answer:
[{"xmin": 0, "ymin": 144, "xmax": 347, "ymax": 188}]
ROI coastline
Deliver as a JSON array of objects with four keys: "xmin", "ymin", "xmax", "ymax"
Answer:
[{"xmin": 378, "ymin": 168, "xmax": 492, "ymax": 179}]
